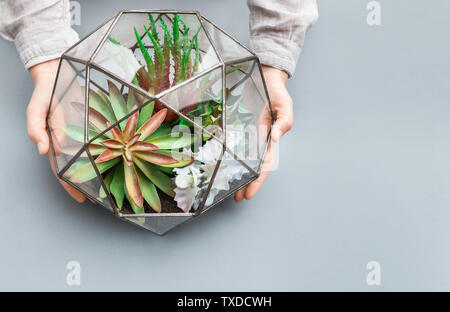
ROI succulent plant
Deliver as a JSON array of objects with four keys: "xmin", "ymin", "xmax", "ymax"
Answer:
[{"xmin": 66, "ymin": 80, "xmax": 194, "ymax": 213}]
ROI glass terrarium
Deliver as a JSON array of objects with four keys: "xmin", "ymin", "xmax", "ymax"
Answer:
[{"xmin": 47, "ymin": 10, "xmax": 273, "ymax": 235}]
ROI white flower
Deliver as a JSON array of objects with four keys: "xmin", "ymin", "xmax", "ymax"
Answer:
[
  {"xmin": 203, "ymin": 155, "xmax": 248, "ymax": 206},
  {"xmin": 197, "ymin": 137, "xmax": 249, "ymax": 206},
  {"xmin": 173, "ymin": 134, "xmax": 250, "ymax": 211},
  {"xmin": 173, "ymin": 164, "xmax": 203, "ymax": 212},
  {"xmin": 196, "ymin": 138, "xmax": 222, "ymax": 163}
]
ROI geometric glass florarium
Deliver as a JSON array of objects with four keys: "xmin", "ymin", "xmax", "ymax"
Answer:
[{"xmin": 47, "ymin": 10, "xmax": 273, "ymax": 235}]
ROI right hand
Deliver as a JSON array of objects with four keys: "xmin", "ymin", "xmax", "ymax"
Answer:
[{"xmin": 234, "ymin": 66, "xmax": 293, "ymax": 202}]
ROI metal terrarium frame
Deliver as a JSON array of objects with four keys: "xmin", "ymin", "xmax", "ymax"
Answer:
[{"xmin": 46, "ymin": 10, "xmax": 274, "ymax": 235}]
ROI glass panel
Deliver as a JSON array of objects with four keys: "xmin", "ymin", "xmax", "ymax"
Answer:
[
  {"xmin": 200, "ymin": 17, "xmax": 253, "ymax": 62},
  {"xmin": 202, "ymin": 150, "xmax": 258, "ymax": 211},
  {"xmin": 92, "ymin": 12, "xmax": 220, "ymax": 96},
  {"xmin": 225, "ymin": 60, "xmax": 272, "ymax": 172},
  {"xmin": 62, "ymin": 152, "xmax": 114, "ymax": 211},
  {"xmin": 65, "ymin": 17, "xmax": 115, "ymax": 61},
  {"xmin": 124, "ymin": 215, "xmax": 192, "ymax": 235},
  {"xmin": 48, "ymin": 59, "xmax": 86, "ymax": 174},
  {"xmin": 92, "ymin": 13, "xmax": 146, "ymax": 88},
  {"xmin": 160, "ymin": 13, "xmax": 219, "ymax": 73},
  {"xmin": 158, "ymin": 66, "xmax": 224, "ymax": 141},
  {"xmin": 87, "ymin": 67, "xmax": 153, "ymax": 140}
]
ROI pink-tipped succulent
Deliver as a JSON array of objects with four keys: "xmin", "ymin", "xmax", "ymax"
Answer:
[
  {"xmin": 95, "ymin": 107, "xmax": 179, "ymax": 209},
  {"xmin": 66, "ymin": 80, "xmax": 194, "ymax": 214}
]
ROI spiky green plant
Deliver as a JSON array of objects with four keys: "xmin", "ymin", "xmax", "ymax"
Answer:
[
  {"xmin": 108, "ymin": 14, "xmax": 202, "ymax": 122},
  {"xmin": 108, "ymin": 14, "xmax": 245, "ymax": 132}
]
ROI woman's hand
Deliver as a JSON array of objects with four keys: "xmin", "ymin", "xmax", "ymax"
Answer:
[
  {"xmin": 27, "ymin": 58, "xmax": 86, "ymax": 203},
  {"xmin": 234, "ymin": 65, "xmax": 293, "ymax": 202}
]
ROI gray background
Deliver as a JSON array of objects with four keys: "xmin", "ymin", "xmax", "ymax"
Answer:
[{"xmin": 0, "ymin": 0, "xmax": 449, "ymax": 291}]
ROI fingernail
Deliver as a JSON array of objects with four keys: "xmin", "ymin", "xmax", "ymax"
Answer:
[{"xmin": 37, "ymin": 142, "xmax": 45, "ymax": 154}]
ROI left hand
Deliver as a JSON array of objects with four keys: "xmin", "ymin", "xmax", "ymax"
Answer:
[
  {"xmin": 234, "ymin": 65, "xmax": 293, "ymax": 202},
  {"xmin": 27, "ymin": 58, "xmax": 87, "ymax": 203}
]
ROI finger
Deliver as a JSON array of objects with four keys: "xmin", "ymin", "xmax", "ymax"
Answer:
[
  {"xmin": 48, "ymin": 103, "xmax": 67, "ymax": 156},
  {"xmin": 48, "ymin": 151, "xmax": 86, "ymax": 203},
  {"xmin": 60, "ymin": 179, "xmax": 87, "ymax": 203},
  {"xmin": 243, "ymin": 139, "xmax": 276, "ymax": 200},
  {"xmin": 234, "ymin": 188, "xmax": 246, "ymax": 202},
  {"xmin": 243, "ymin": 166, "xmax": 271, "ymax": 200},
  {"xmin": 271, "ymin": 110, "xmax": 293, "ymax": 142},
  {"xmin": 27, "ymin": 89, "xmax": 50, "ymax": 155},
  {"xmin": 233, "ymin": 103, "xmax": 276, "ymax": 202}
]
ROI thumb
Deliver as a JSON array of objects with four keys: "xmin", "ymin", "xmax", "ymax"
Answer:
[
  {"xmin": 271, "ymin": 113, "xmax": 293, "ymax": 143},
  {"xmin": 27, "ymin": 86, "xmax": 50, "ymax": 155}
]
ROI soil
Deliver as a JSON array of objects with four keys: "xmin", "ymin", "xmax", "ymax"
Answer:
[{"xmin": 121, "ymin": 189, "xmax": 182, "ymax": 214}]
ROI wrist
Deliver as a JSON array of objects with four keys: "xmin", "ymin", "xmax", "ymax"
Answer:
[
  {"xmin": 29, "ymin": 58, "xmax": 60, "ymax": 86},
  {"xmin": 261, "ymin": 65, "xmax": 289, "ymax": 85}
]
